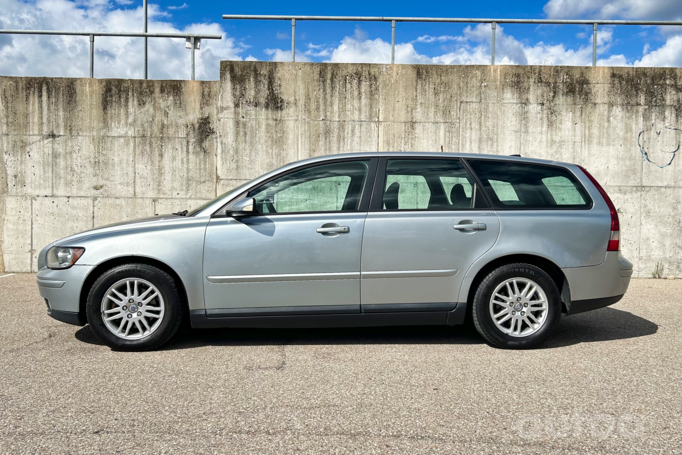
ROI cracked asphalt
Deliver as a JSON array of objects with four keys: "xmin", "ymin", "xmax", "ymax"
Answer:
[{"xmin": 1, "ymin": 273, "xmax": 681, "ymax": 454}]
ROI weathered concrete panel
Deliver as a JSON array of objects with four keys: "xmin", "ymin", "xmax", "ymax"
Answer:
[
  {"xmin": 523, "ymin": 104, "xmax": 582, "ymax": 164},
  {"xmin": 458, "ymin": 102, "xmax": 499, "ymax": 154},
  {"xmin": 638, "ymin": 187, "xmax": 682, "ymax": 278},
  {"xmin": 218, "ymin": 118, "xmax": 299, "ymax": 181},
  {"xmin": 136, "ymin": 137, "xmax": 191, "ymax": 198},
  {"xmin": 1, "ymin": 135, "xmax": 53, "ymax": 196},
  {"xmin": 580, "ymin": 104, "xmax": 644, "ymax": 187},
  {"xmin": 378, "ymin": 122, "xmax": 458, "ymax": 153},
  {"xmin": 301, "ymin": 64, "xmax": 381, "ymax": 122},
  {"xmin": 93, "ymin": 198, "xmax": 155, "ymax": 227},
  {"xmin": 379, "ymin": 65, "xmax": 460, "ymax": 123},
  {"xmin": 0, "ymin": 196, "xmax": 32, "ymax": 272},
  {"xmin": 301, "ymin": 120, "xmax": 378, "ymax": 159},
  {"xmin": 0, "ymin": 78, "xmax": 53, "ymax": 136},
  {"xmin": 52, "ymin": 135, "xmax": 137, "ymax": 197},
  {"xmin": 218, "ymin": 62, "xmax": 299, "ymax": 120},
  {"xmin": 32, "ymin": 197, "xmax": 93, "ymax": 271}
]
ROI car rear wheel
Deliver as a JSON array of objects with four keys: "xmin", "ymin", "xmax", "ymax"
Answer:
[
  {"xmin": 472, "ymin": 263, "xmax": 562, "ymax": 349},
  {"xmin": 86, "ymin": 264, "xmax": 184, "ymax": 351}
]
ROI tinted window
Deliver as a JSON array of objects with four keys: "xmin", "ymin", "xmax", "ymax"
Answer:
[
  {"xmin": 382, "ymin": 159, "xmax": 486, "ymax": 210},
  {"xmin": 249, "ymin": 160, "xmax": 369, "ymax": 214},
  {"xmin": 467, "ymin": 160, "xmax": 591, "ymax": 209}
]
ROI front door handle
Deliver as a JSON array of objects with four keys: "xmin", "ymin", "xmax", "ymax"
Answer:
[
  {"xmin": 454, "ymin": 222, "xmax": 487, "ymax": 231},
  {"xmin": 317, "ymin": 226, "xmax": 350, "ymax": 234}
]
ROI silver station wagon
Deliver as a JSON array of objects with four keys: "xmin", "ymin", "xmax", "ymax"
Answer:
[{"xmin": 37, "ymin": 152, "xmax": 633, "ymax": 351}]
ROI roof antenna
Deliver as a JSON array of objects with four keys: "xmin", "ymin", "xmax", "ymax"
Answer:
[{"xmin": 441, "ymin": 145, "xmax": 444, "ymax": 152}]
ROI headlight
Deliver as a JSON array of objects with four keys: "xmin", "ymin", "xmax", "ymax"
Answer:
[{"xmin": 46, "ymin": 247, "xmax": 85, "ymax": 269}]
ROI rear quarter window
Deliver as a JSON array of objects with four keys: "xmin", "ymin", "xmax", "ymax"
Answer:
[{"xmin": 467, "ymin": 160, "xmax": 592, "ymax": 209}]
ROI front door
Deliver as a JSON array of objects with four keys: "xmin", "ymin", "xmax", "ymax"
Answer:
[
  {"xmin": 360, "ymin": 158, "xmax": 500, "ymax": 310},
  {"xmin": 203, "ymin": 159, "xmax": 375, "ymax": 313}
]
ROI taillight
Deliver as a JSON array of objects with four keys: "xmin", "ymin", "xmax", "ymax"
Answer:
[{"xmin": 578, "ymin": 166, "xmax": 620, "ymax": 251}]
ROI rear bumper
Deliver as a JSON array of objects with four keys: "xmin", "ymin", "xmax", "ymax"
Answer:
[{"xmin": 562, "ymin": 252, "xmax": 632, "ymax": 315}]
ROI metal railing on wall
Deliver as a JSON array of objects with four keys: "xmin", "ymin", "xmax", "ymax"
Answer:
[
  {"xmin": 222, "ymin": 14, "xmax": 682, "ymax": 66},
  {"xmin": 0, "ymin": 30, "xmax": 222, "ymax": 80},
  {"xmin": 0, "ymin": 2, "xmax": 221, "ymax": 80}
]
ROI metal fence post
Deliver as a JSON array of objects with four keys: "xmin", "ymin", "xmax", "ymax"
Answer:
[
  {"xmin": 391, "ymin": 20, "xmax": 396, "ymax": 64},
  {"xmin": 89, "ymin": 34, "xmax": 94, "ymax": 78},
  {"xmin": 491, "ymin": 22, "xmax": 497, "ymax": 65},
  {"xmin": 592, "ymin": 23, "xmax": 598, "ymax": 67},
  {"xmin": 291, "ymin": 19, "xmax": 296, "ymax": 62},
  {"xmin": 143, "ymin": 0, "xmax": 148, "ymax": 79},
  {"xmin": 190, "ymin": 36, "xmax": 195, "ymax": 80}
]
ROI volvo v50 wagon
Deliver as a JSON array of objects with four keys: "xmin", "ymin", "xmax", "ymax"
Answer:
[{"xmin": 37, "ymin": 153, "xmax": 632, "ymax": 350}]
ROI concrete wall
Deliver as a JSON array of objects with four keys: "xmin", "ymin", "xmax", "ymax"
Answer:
[
  {"xmin": 2, "ymin": 62, "xmax": 682, "ymax": 277},
  {"xmin": 0, "ymin": 78, "xmax": 219, "ymax": 272}
]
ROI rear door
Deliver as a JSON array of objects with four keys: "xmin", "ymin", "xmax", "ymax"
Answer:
[{"xmin": 360, "ymin": 157, "xmax": 500, "ymax": 310}]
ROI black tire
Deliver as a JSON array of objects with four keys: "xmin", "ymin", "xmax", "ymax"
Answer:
[
  {"xmin": 86, "ymin": 264, "xmax": 184, "ymax": 351},
  {"xmin": 472, "ymin": 263, "xmax": 562, "ymax": 349}
]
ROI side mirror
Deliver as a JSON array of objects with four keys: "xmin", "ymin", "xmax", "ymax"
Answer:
[{"xmin": 227, "ymin": 198, "xmax": 255, "ymax": 217}]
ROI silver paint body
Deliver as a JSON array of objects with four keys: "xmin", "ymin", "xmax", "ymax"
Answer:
[{"xmin": 36, "ymin": 152, "xmax": 632, "ymax": 322}]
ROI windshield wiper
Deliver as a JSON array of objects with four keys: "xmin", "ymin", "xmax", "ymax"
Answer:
[{"xmin": 172, "ymin": 210, "xmax": 188, "ymax": 216}]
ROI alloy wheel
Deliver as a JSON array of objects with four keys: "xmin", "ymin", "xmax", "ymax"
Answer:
[
  {"xmin": 100, "ymin": 278, "xmax": 165, "ymax": 340},
  {"xmin": 489, "ymin": 277, "xmax": 549, "ymax": 337}
]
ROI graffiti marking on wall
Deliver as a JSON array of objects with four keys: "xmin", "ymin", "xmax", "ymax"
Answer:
[{"xmin": 638, "ymin": 125, "xmax": 681, "ymax": 168}]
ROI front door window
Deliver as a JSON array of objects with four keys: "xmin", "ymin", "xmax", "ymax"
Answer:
[{"xmin": 249, "ymin": 160, "xmax": 370, "ymax": 214}]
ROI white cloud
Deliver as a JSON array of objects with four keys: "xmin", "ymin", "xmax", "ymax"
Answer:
[
  {"xmin": 635, "ymin": 35, "xmax": 682, "ymax": 67},
  {"xmin": 413, "ymin": 35, "xmax": 467, "ymax": 44},
  {"xmin": 304, "ymin": 43, "xmax": 331, "ymax": 58},
  {"xmin": 167, "ymin": 3, "xmax": 188, "ymax": 10},
  {"xmin": 543, "ymin": 0, "xmax": 682, "ymax": 67},
  {"xmin": 544, "ymin": 0, "xmax": 682, "ymax": 20},
  {"xmin": 276, "ymin": 31, "xmax": 289, "ymax": 40},
  {"xmin": 0, "ymin": 0, "xmax": 247, "ymax": 80},
  {"xmin": 328, "ymin": 38, "xmax": 432, "ymax": 65},
  {"xmin": 313, "ymin": 24, "xmax": 628, "ymax": 67},
  {"xmin": 264, "ymin": 48, "xmax": 310, "ymax": 62}
]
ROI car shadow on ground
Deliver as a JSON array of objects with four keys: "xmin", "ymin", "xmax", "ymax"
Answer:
[{"xmin": 75, "ymin": 307, "xmax": 658, "ymax": 351}]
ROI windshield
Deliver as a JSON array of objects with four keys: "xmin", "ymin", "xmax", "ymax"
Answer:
[{"xmin": 185, "ymin": 187, "xmax": 244, "ymax": 217}]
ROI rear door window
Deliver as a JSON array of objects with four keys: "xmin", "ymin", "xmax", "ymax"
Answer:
[
  {"xmin": 467, "ymin": 160, "xmax": 591, "ymax": 209},
  {"xmin": 381, "ymin": 159, "xmax": 487, "ymax": 210}
]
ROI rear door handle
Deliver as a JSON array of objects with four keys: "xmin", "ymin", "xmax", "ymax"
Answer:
[
  {"xmin": 453, "ymin": 223, "xmax": 486, "ymax": 231},
  {"xmin": 317, "ymin": 226, "xmax": 350, "ymax": 234}
]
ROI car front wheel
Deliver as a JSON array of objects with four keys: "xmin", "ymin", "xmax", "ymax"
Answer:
[
  {"xmin": 472, "ymin": 263, "xmax": 562, "ymax": 349},
  {"xmin": 86, "ymin": 264, "xmax": 184, "ymax": 351}
]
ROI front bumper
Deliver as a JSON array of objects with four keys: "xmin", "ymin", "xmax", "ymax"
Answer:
[
  {"xmin": 37, "ymin": 265, "xmax": 94, "ymax": 326},
  {"xmin": 562, "ymin": 252, "xmax": 633, "ymax": 315}
]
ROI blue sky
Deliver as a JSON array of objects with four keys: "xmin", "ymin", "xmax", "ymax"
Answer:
[{"xmin": 1, "ymin": 0, "xmax": 682, "ymax": 79}]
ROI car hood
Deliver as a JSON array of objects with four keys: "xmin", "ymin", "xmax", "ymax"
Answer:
[{"xmin": 52, "ymin": 214, "xmax": 186, "ymax": 246}]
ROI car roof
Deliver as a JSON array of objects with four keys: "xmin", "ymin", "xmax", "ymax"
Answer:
[{"xmin": 294, "ymin": 152, "xmax": 573, "ymax": 168}]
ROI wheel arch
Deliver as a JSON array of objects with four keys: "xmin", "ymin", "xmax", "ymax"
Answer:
[
  {"xmin": 463, "ymin": 254, "xmax": 570, "ymax": 315},
  {"xmin": 79, "ymin": 256, "xmax": 190, "ymax": 319}
]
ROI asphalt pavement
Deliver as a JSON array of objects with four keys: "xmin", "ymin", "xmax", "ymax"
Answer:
[{"xmin": 0, "ymin": 273, "xmax": 680, "ymax": 454}]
